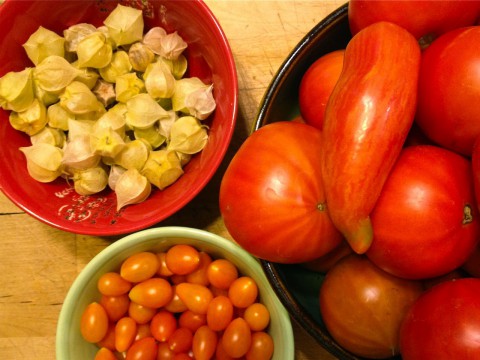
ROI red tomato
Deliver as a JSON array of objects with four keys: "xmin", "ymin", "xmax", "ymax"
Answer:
[
  {"xmin": 125, "ymin": 337, "xmax": 158, "ymax": 360},
  {"xmin": 367, "ymin": 145, "xmax": 480, "ymax": 279},
  {"xmin": 319, "ymin": 254, "xmax": 423, "ymax": 358},
  {"xmin": 416, "ymin": 27, "xmax": 480, "ymax": 156},
  {"xmin": 298, "ymin": 49, "xmax": 344, "ymax": 130},
  {"xmin": 321, "ymin": 21, "xmax": 420, "ymax": 254},
  {"xmin": 219, "ymin": 121, "xmax": 343, "ymax": 263},
  {"xmin": 348, "ymin": 0, "xmax": 480, "ymax": 42},
  {"xmin": 400, "ymin": 278, "xmax": 480, "ymax": 359},
  {"xmin": 463, "ymin": 244, "xmax": 480, "ymax": 277},
  {"xmin": 80, "ymin": 302, "xmax": 109, "ymax": 344}
]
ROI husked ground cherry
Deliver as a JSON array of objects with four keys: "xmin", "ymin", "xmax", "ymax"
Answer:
[
  {"xmin": 80, "ymin": 302, "xmax": 109, "ymax": 343},
  {"xmin": 168, "ymin": 327, "xmax": 194, "ymax": 354},
  {"xmin": 165, "ymin": 244, "xmax": 201, "ymax": 275},
  {"xmin": 178, "ymin": 310, "xmax": 207, "ymax": 332},
  {"xmin": 129, "ymin": 277, "xmax": 173, "ymax": 308},
  {"xmin": 115, "ymin": 317, "xmax": 137, "ymax": 352},
  {"xmin": 243, "ymin": 303, "xmax": 270, "ymax": 331},
  {"xmin": 192, "ymin": 325, "xmax": 218, "ymax": 360},
  {"xmin": 206, "ymin": 295, "xmax": 234, "ymax": 331},
  {"xmin": 125, "ymin": 337, "xmax": 158, "ymax": 360},
  {"xmin": 176, "ymin": 283, "xmax": 213, "ymax": 314},
  {"xmin": 129, "ymin": 301, "xmax": 156, "ymax": 324},
  {"xmin": 246, "ymin": 331, "xmax": 274, "ymax": 360},
  {"xmin": 228, "ymin": 277, "xmax": 258, "ymax": 308},
  {"xmin": 186, "ymin": 252, "xmax": 212, "ymax": 286},
  {"xmin": 100, "ymin": 293, "xmax": 130, "ymax": 322},
  {"xmin": 121, "ymin": 252, "xmax": 160, "ymax": 283},
  {"xmin": 94, "ymin": 347, "xmax": 118, "ymax": 360},
  {"xmin": 207, "ymin": 259, "xmax": 238, "ymax": 290},
  {"xmin": 150, "ymin": 309, "xmax": 177, "ymax": 342},
  {"xmin": 98, "ymin": 272, "xmax": 132, "ymax": 296},
  {"xmin": 222, "ymin": 318, "xmax": 252, "ymax": 358}
]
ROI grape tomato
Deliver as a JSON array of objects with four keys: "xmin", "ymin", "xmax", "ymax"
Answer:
[
  {"xmin": 165, "ymin": 244, "xmax": 201, "ymax": 275},
  {"xmin": 121, "ymin": 252, "xmax": 160, "ymax": 283}
]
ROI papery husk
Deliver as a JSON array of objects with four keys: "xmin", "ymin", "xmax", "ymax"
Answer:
[
  {"xmin": 114, "ymin": 139, "xmax": 150, "ymax": 171},
  {"xmin": 185, "ymin": 84, "xmax": 216, "ymax": 120},
  {"xmin": 67, "ymin": 119, "xmax": 95, "ymax": 139},
  {"xmin": 76, "ymin": 32, "xmax": 113, "ymax": 69},
  {"xmin": 0, "ymin": 68, "xmax": 35, "ymax": 112},
  {"xmin": 34, "ymin": 55, "xmax": 81, "ymax": 93},
  {"xmin": 62, "ymin": 134, "xmax": 101, "ymax": 171},
  {"xmin": 23, "ymin": 26, "xmax": 65, "ymax": 66},
  {"xmin": 72, "ymin": 166, "xmax": 108, "ymax": 195},
  {"xmin": 141, "ymin": 149, "xmax": 183, "ymax": 190},
  {"xmin": 19, "ymin": 143, "xmax": 64, "ymax": 182},
  {"xmin": 108, "ymin": 164, "xmax": 126, "ymax": 191},
  {"xmin": 129, "ymin": 42, "xmax": 155, "ymax": 72},
  {"xmin": 167, "ymin": 116, "xmax": 208, "ymax": 154},
  {"xmin": 60, "ymin": 81, "xmax": 104, "ymax": 115},
  {"xmin": 103, "ymin": 4, "xmax": 144, "ymax": 47},
  {"xmin": 90, "ymin": 126, "xmax": 126, "ymax": 158},
  {"xmin": 171, "ymin": 77, "xmax": 215, "ymax": 118},
  {"xmin": 33, "ymin": 78, "xmax": 60, "ymax": 106},
  {"xmin": 99, "ymin": 50, "xmax": 132, "ymax": 83},
  {"xmin": 115, "ymin": 72, "xmax": 145, "ymax": 103},
  {"xmin": 47, "ymin": 102, "xmax": 75, "ymax": 131},
  {"xmin": 157, "ymin": 31, "xmax": 187, "ymax": 60},
  {"xmin": 63, "ymin": 23, "xmax": 97, "ymax": 53},
  {"xmin": 9, "ymin": 98, "xmax": 48, "ymax": 136},
  {"xmin": 125, "ymin": 93, "xmax": 169, "ymax": 129},
  {"xmin": 30, "ymin": 125, "xmax": 66, "ymax": 147},
  {"xmin": 158, "ymin": 110, "xmax": 177, "ymax": 139},
  {"xmin": 143, "ymin": 60, "xmax": 175, "ymax": 99},
  {"xmin": 93, "ymin": 110, "xmax": 126, "ymax": 138},
  {"xmin": 142, "ymin": 26, "xmax": 167, "ymax": 55},
  {"xmin": 133, "ymin": 125, "xmax": 166, "ymax": 149},
  {"xmin": 160, "ymin": 55, "xmax": 188, "ymax": 80},
  {"xmin": 115, "ymin": 168, "xmax": 151, "ymax": 211},
  {"xmin": 72, "ymin": 61, "xmax": 100, "ymax": 89}
]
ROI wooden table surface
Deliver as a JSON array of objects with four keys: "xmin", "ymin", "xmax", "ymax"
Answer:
[{"xmin": 0, "ymin": 1, "xmax": 345, "ymax": 359}]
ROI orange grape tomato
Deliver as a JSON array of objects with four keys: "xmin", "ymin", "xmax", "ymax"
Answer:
[
  {"xmin": 168, "ymin": 327, "xmax": 194, "ymax": 354},
  {"xmin": 115, "ymin": 316, "xmax": 138, "ymax": 352},
  {"xmin": 121, "ymin": 252, "xmax": 160, "ymax": 283},
  {"xmin": 192, "ymin": 325, "xmax": 218, "ymax": 360},
  {"xmin": 97, "ymin": 323, "xmax": 116, "ymax": 351},
  {"xmin": 215, "ymin": 339, "xmax": 240, "ymax": 360},
  {"xmin": 98, "ymin": 272, "xmax": 132, "ymax": 296},
  {"xmin": 175, "ymin": 283, "xmax": 213, "ymax": 315},
  {"xmin": 129, "ymin": 301, "xmax": 157, "ymax": 324},
  {"xmin": 164, "ymin": 285, "xmax": 188, "ymax": 313},
  {"xmin": 100, "ymin": 293, "xmax": 130, "ymax": 322},
  {"xmin": 186, "ymin": 252, "xmax": 212, "ymax": 286},
  {"xmin": 165, "ymin": 244, "xmax": 201, "ymax": 275},
  {"xmin": 150, "ymin": 309, "xmax": 178, "ymax": 342},
  {"xmin": 245, "ymin": 332, "xmax": 274, "ymax": 360},
  {"xmin": 172, "ymin": 354, "xmax": 193, "ymax": 360},
  {"xmin": 207, "ymin": 259, "xmax": 238, "ymax": 290},
  {"xmin": 243, "ymin": 303, "xmax": 270, "ymax": 331},
  {"xmin": 178, "ymin": 310, "xmax": 207, "ymax": 333},
  {"xmin": 157, "ymin": 252, "xmax": 174, "ymax": 277},
  {"xmin": 228, "ymin": 277, "xmax": 258, "ymax": 308},
  {"xmin": 125, "ymin": 337, "xmax": 158, "ymax": 360},
  {"xmin": 94, "ymin": 347, "xmax": 118, "ymax": 360},
  {"xmin": 129, "ymin": 277, "xmax": 173, "ymax": 308},
  {"xmin": 135, "ymin": 323, "xmax": 152, "ymax": 341},
  {"xmin": 157, "ymin": 341, "xmax": 175, "ymax": 360},
  {"xmin": 80, "ymin": 302, "xmax": 109, "ymax": 343},
  {"xmin": 206, "ymin": 295, "xmax": 234, "ymax": 331},
  {"xmin": 222, "ymin": 318, "xmax": 252, "ymax": 358}
]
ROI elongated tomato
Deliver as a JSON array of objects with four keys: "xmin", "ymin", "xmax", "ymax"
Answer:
[{"xmin": 321, "ymin": 21, "xmax": 420, "ymax": 254}]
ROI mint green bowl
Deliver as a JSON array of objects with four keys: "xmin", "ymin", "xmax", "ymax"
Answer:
[{"xmin": 56, "ymin": 226, "xmax": 294, "ymax": 359}]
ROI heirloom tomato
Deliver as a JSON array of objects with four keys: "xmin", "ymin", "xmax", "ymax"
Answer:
[
  {"xmin": 348, "ymin": 0, "xmax": 480, "ymax": 43},
  {"xmin": 367, "ymin": 145, "xmax": 479, "ymax": 279},
  {"xmin": 219, "ymin": 121, "xmax": 342, "ymax": 264},
  {"xmin": 400, "ymin": 278, "xmax": 480, "ymax": 359},
  {"xmin": 319, "ymin": 254, "xmax": 423, "ymax": 359},
  {"xmin": 298, "ymin": 49, "xmax": 344, "ymax": 130},
  {"xmin": 416, "ymin": 27, "xmax": 480, "ymax": 156}
]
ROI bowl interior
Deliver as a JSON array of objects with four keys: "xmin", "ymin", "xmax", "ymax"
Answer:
[
  {"xmin": 257, "ymin": 4, "xmax": 399, "ymax": 360},
  {"xmin": 0, "ymin": 0, "xmax": 237, "ymax": 236},
  {"xmin": 56, "ymin": 227, "xmax": 294, "ymax": 360}
]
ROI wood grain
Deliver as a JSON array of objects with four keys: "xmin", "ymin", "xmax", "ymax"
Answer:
[{"xmin": 0, "ymin": 1, "xmax": 345, "ymax": 358}]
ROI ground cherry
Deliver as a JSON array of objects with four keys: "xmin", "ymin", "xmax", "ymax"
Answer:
[
  {"xmin": 246, "ymin": 331, "xmax": 274, "ymax": 360},
  {"xmin": 100, "ymin": 293, "xmax": 130, "ymax": 322},
  {"xmin": 98, "ymin": 272, "xmax": 132, "ymax": 296},
  {"xmin": 150, "ymin": 309, "xmax": 178, "ymax": 342},
  {"xmin": 206, "ymin": 295, "xmax": 234, "ymax": 331},
  {"xmin": 168, "ymin": 327, "xmax": 194, "ymax": 354},
  {"xmin": 228, "ymin": 277, "xmax": 258, "ymax": 308},
  {"xmin": 125, "ymin": 337, "xmax": 158, "ymax": 360},
  {"xmin": 222, "ymin": 318, "xmax": 252, "ymax": 358},
  {"xmin": 178, "ymin": 310, "xmax": 207, "ymax": 332},
  {"xmin": 129, "ymin": 277, "xmax": 173, "ymax": 308},
  {"xmin": 165, "ymin": 244, "xmax": 201, "ymax": 275},
  {"xmin": 192, "ymin": 325, "xmax": 218, "ymax": 360},
  {"xmin": 176, "ymin": 283, "xmax": 213, "ymax": 315},
  {"xmin": 243, "ymin": 303, "xmax": 270, "ymax": 331},
  {"xmin": 80, "ymin": 302, "xmax": 109, "ymax": 343},
  {"xmin": 121, "ymin": 252, "xmax": 160, "ymax": 283},
  {"xmin": 207, "ymin": 259, "xmax": 238, "ymax": 290},
  {"xmin": 115, "ymin": 317, "xmax": 137, "ymax": 352},
  {"xmin": 95, "ymin": 347, "xmax": 118, "ymax": 360}
]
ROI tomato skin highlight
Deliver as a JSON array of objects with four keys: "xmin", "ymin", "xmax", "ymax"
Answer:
[
  {"xmin": 321, "ymin": 21, "xmax": 421, "ymax": 254},
  {"xmin": 367, "ymin": 145, "xmax": 480, "ymax": 279},
  {"xmin": 220, "ymin": 121, "xmax": 343, "ymax": 263},
  {"xmin": 400, "ymin": 278, "xmax": 480, "ymax": 360}
]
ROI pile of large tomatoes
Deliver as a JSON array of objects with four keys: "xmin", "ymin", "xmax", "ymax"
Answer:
[
  {"xmin": 220, "ymin": 1, "xmax": 480, "ymax": 359},
  {"xmin": 80, "ymin": 244, "xmax": 274, "ymax": 360}
]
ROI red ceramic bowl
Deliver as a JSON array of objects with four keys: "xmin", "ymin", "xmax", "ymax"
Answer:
[{"xmin": 0, "ymin": 0, "xmax": 238, "ymax": 236}]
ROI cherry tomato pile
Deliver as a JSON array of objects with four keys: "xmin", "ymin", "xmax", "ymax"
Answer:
[
  {"xmin": 219, "ymin": 1, "xmax": 480, "ymax": 359},
  {"xmin": 80, "ymin": 244, "xmax": 274, "ymax": 360}
]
